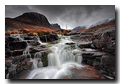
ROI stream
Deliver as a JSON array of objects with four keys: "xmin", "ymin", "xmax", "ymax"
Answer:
[
  {"xmin": 6, "ymin": 34, "xmax": 105, "ymax": 79},
  {"xmin": 26, "ymin": 34, "xmax": 84, "ymax": 79}
]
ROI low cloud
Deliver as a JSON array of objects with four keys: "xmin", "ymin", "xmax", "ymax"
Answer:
[{"xmin": 5, "ymin": 5, "xmax": 115, "ymax": 29}]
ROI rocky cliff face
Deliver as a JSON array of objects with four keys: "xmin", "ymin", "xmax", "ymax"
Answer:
[
  {"xmin": 91, "ymin": 26, "xmax": 115, "ymax": 55},
  {"xmin": 5, "ymin": 12, "xmax": 53, "ymax": 31}
]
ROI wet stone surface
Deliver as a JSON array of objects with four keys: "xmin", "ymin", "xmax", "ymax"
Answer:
[{"xmin": 64, "ymin": 65, "xmax": 105, "ymax": 79}]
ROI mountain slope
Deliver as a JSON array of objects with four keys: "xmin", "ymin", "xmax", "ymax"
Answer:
[
  {"xmin": 79, "ymin": 18, "xmax": 115, "ymax": 32},
  {"xmin": 87, "ymin": 18, "xmax": 115, "ymax": 29},
  {"xmin": 72, "ymin": 26, "xmax": 86, "ymax": 31},
  {"xmin": 5, "ymin": 12, "xmax": 54, "ymax": 31}
]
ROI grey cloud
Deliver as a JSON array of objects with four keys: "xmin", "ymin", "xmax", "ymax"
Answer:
[
  {"xmin": 5, "ymin": 5, "xmax": 31, "ymax": 18},
  {"xmin": 5, "ymin": 5, "xmax": 115, "ymax": 29}
]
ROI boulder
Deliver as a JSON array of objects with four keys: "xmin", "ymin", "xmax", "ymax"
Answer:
[
  {"xmin": 39, "ymin": 34, "xmax": 58, "ymax": 42},
  {"xmin": 24, "ymin": 36, "xmax": 34, "ymax": 40},
  {"xmin": 78, "ymin": 42, "xmax": 92, "ymax": 48},
  {"xmin": 9, "ymin": 41, "xmax": 27, "ymax": 50},
  {"xmin": 5, "ymin": 36, "xmax": 19, "ymax": 49},
  {"xmin": 81, "ymin": 51, "xmax": 115, "ymax": 78},
  {"xmin": 91, "ymin": 26, "xmax": 115, "ymax": 55},
  {"xmin": 101, "ymin": 54, "xmax": 115, "ymax": 72}
]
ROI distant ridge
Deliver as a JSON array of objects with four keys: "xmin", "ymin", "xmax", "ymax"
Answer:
[
  {"xmin": 72, "ymin": 26, "xmax": 86, "ymax": 31},
  {"xmin": 51, "ymin": 23, "xmax": 61, "ymax": 30},
  {"xmin": 87, "ymin": 18, "xmax": 115, "ymax": 29},
  {"xmin": 78, "ymin": 18, "xmax": 115, "ymax": 32}
]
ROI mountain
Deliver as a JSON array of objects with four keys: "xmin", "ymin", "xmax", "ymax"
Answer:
[
  {"xmin": 87, "ymin": 18, "xmax": 115, "ymax": 29},
  {"xmin": 51, "ymin": 23, "xmax": 61, "ymax": 30},
  {"xmin": 72, "ymin": 26, "xmax": 86, "ymax": 31},
  {"xmin": 79, "ymin": 18, "xmax": 115, "ymax": 32},
  {"xmin": 5, "ymin": 12, "xmax": 54, "ymax": 31}
]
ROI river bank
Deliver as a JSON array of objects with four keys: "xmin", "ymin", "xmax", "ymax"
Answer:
[{"xmin": 5, "ymin": 31, "xmax": 115, "ymax": 79}]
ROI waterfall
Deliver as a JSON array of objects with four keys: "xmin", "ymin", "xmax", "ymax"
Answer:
[
  {"xmin": 26, "ymin": 35, "xmax": 84, "ymax": 79},
  {"xmin": 31, "ymin": 52, "xmax": 43, "ymax": 69},
  {"xmin": 37, "ymin": 36, "xmax": 47, "ymax": 45},
  {"xmin": 6, "ymin": 73, "xmax": 9, "ymax": 79},
  {"xmin": 6, "ymin": 63, "xmax": 16, "ymax": 79}
]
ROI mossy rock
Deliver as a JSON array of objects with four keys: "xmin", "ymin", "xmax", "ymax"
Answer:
[
  {"xmin": 65, "ymin": 42, "xmax": 75, "ymax": 45},
  {"xmin": 9, "ymin": 70, "xmax": 16, "ymax": 78},
  {"xmin": 30, "ymin": 42, "xmax": 40, "ymax": 46},
  {"xmin": 41, "ymin": 50, "xmax": 52, "ymax": 67},
  {"xmin": 79, "ymin": 45, "xmax": 84, "ymax": 49},
  {"xmin": 73, "ymin": 52, "xmax": 81, "ymax": 55}
]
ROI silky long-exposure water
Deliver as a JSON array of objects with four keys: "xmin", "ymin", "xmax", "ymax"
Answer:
[{"xmin": 26, "ymin": 35, "xmax": 84, "ymax": 79}]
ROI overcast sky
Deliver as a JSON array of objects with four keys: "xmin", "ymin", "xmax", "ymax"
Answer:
[{"xmin": 5, "ymin": 5, "xmax": 115, "ymax": 30}]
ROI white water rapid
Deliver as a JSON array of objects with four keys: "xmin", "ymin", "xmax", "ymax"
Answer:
[
  {"xmin": 37, "ymin": 36, "xmax": 47, "ymax": 45},
  {"xmin": 26, "ymin": 35, "xmax": 83, "ymax": 79}
]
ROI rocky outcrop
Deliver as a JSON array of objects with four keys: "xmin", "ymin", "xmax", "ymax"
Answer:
[
  {"xmin": 81, "ymin": 51, "xmax": 115, "ymax": 79},
  {"xmin": 91, "ymin": 26, "xmax": 115, "ymax": 55},
  {"xmin": 70, "ymin": 32, "xmax": 93, "ymax": 42},
  {"xmin": 5, "ymin": 36, "xmax": 27, "ymax": 57},
  {"xmin": 39, "ymin": 34, "xmax": 58, "ymax": 42},
  {"xmin": 5, "ymin": 33, "xmax": 55, "ymax": 79}
]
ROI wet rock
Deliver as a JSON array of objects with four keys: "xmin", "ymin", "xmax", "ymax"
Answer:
[
  {"xmin": 81, "ymin": 52, "xmax": 103, "ymax": 69},
  {"xmin": 90, "ymin": 43, "xmax": 97, "ymax": 49},
  {"xmin": 93, "ymin": 61, "xmax": 101, "ymax": 70},
  {"xmin": 92, "ymin": 26, "xmax": 115, "ymax": 55},
  {"xmin": 9, "ymin": 41, "xmax": 27, "ymax": 50},
  {"xmin": 7, "ymin": 61, "xmax": 32, "ymax": 79},
  {"xmin": 64, "ymin": 65, "xmax": 104, "ymax": 79},
  {"xmin": 82, "ymin": 52, "xmax": 94, "ymax": 58},
  {"xmin": 80, "ymin": 32, "xmax": 93, "ymax": 36},
  {"xmin": 5, "ymin": 36, "xmax": 19, "ymax": 50},
  {"xmin": 101, "ymin": 54, "xmax": 115, "ymax": 73},
  {"xmin": 81, "ymin": 51, "xmax": 115, "ymax": 79},
  {"xmin": 39, "ymin": 34, "xmax": 58, "ymax": 42},
  {"xmin": 5, "ymin": 49, "xmax": 24, "ymax": 57},
  {"xmin": 12, "ymin": 50, "xmax": 24, "ymax": 56},
  {"xmin": 65, "ymin": 42, "xmax": 75, "ymax": 45},
  {"xmin": 12, "ymin": 57, "xmax": 21, "ymax": 64},
  {"xmin": 5, "ymin": 36, "xmax": 19, "ymax": 44},
  {"xmin": 5, "ymin": 62, "xmax": 11, "ymax": 68},
  {"xmin": 78, "ymin": 42, "xmax": 92, "ymax": 48},
  {"xmin": 24, "ymin": 36, "xmax": 34, "ymax": 40},
  {"xmin": 40, "ymin": 51, "xmax": 48, "ymax": 67}
]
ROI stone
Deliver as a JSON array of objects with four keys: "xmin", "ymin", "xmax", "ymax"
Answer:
[
  {"xmin": 24, "ymin": 36, "xmax": 34, "ymax": 40},
  {"xmin": 78, "ymin": 43, "xmax": 92, "ymax": 48},
  {"xmin": 101, "ymin": 54, "xmax": 115, "ymax": 77},
  {"xmin": 9, "ymin": 41, "xmax": 27, "ymax": 50},
  {"xmin": 65, "ymin": 42, "xmax": 75, "ymax": 45},
  {"xmin": 64, "ymin": 65, "xmax": 104, "ymax": 79},
  {"xmin": 93, "ymin": 61, "xmax": 101, "ymax": 70},
  {"xmin": 91, "ymin": 43, "xmax": 97, "ymax": 49},
  {"xmin": 91, "ymin": 26, "xmax": 115, "ymax": 55},
  {"xmin": 39, "ymin": 34, "xmax": 58, "ymax": 42}
]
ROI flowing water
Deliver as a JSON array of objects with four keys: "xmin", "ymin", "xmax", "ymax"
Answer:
[
  {"xmin": 37, "ymin": 36, "xmax": 47, "ymax": 45},
  {"xmin": 26, "ymin": 35, "xmax": 84, "ymax": 79}
]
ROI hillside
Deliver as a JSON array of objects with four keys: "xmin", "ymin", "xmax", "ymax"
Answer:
[
  {"xmin": 72, "ymin": 26, "xmax": 86, "ymax": 31},
  {"xmin": 77, "ymin": 18, "xmax": 115, "ymax": 32},
  {"xmin": 5, "ymin": 12, "xmax": 56, "ymax": 33}
]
